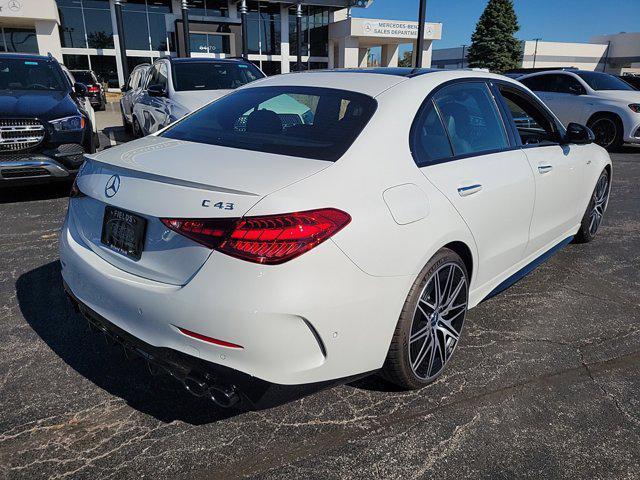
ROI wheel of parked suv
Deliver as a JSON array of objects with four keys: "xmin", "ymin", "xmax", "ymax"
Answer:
[
  {"xmin": 121, "ymin": 110, "xmax": 132, "ymax": 134},
  {"xmin": 132, "ymin": 117, "xmax": 143, "ymax": 138},
  {"xmin": 574, "ymin": 169, "xmax": 610, "ymax": 243},
  {"xmin": 382, "ymin": 248, "xmax": 469, "ymax": 389},
  {"xmin": 587, "ymin": 114, "xmax": 622, "ymax": 150}
]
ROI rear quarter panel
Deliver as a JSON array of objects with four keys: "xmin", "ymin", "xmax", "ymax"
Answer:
[{"xmin": 246, "ymin": 73, "xmax": 479, "ymax": 285}]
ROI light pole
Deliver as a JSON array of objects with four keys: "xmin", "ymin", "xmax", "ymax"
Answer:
[
  {"xmin": 181, "ymin": 0, "xmax": 190, "ymax": 57},
  {"xmin": 414, "ymin": 0, "xmax": 427, "ymax": 68},
  {"xmin": 296, "ymin": 2, "xmax": 303, "ymax": 71},
  {"xmin": 240, "ymin": 0, "xmax": 248, "ymax": 59},
  {"xmin": 114, "ymin": 0, "xmax": 129, "ymax": 83},
  {"xmin": 532, "ymin": 37, "xmax": 541, "ymax": 68}
]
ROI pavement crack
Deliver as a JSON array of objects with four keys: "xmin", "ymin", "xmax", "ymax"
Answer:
[{"xmin": 577, "ymin": 347, "xmax": 640, "ymax": 428}]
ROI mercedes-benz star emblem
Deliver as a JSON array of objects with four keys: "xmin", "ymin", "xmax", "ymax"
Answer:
[
  {"xmin": 105, "ymin": 174, "xmax": 120, "ymax": 198},
  {"xmin": 8, "ymin": 0, "xmax": 22, "ymax": 12}
]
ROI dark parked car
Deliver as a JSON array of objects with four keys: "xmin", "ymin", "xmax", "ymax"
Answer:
[
  {"xmin": 0, "ymin": 53, "xmax": 97, "ymax": 185},
  {"xmin": 70, "ymin": 69, "xmax": 106, "ymax": 110}
]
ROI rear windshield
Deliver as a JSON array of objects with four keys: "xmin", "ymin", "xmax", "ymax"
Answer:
[
  {"xmin": 162, "ymin": 86, "xmax": 377, "ymax": 161},
  {"xmin": 172, "ymin": 61, "xmax": 264, "ymax": 91},
  {"xmin": 71, "ymin": 71, "xmax": 96, "ymax": 84},
  {"xmin": 576, "ymin": 71, "xmax": 634, "ymax": 91},
  {"xmin": 0, "ymin": 58, "xmax": 67, "ymax": 91}
]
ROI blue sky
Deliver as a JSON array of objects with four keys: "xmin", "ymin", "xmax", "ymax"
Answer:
[{"xmin": 353, "ymin": 0, "xmax": 640, "ymax": 49}]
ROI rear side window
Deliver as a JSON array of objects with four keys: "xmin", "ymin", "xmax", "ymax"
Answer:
[
  {"xmin": 433, "ymin": 82, "xmax": 509, "ymax": 157},
  {"xmin": 162, "ymin": 86, "xmax": 377, "ymax": 161},
  {"xmin": 411, "ymin": 100, "xmax": 453, "ymax": 166},
  {"xmin": 172, "ymin": 62, "xmax": 264, "ymax": 91}
]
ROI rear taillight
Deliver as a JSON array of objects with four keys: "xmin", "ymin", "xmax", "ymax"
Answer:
[
  {"xmin": 88, "ymin": 85, "xmax": 100, "ymax": 93},
  {"xmin": 161, "ymin": 208, "xmax": 351, "ymax": 265}
]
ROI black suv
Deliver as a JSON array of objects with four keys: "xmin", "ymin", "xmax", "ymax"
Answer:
[
  {"xmin": 71, "ymin": 69, "xmax": 107, "ymax": 111},
  {"xmin": 0, "ymin": 53, "xmax": 97, "ymax": 185}
]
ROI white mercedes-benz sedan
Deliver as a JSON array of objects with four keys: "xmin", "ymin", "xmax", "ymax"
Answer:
[{"xmin": 60, "ymin": 68, "xmax": 612, "ymax": 409}]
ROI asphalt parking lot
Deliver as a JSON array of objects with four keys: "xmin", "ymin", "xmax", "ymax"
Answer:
[{"xmin": 0, "ymin": 104, "xmax": 639, "ymax": 479}]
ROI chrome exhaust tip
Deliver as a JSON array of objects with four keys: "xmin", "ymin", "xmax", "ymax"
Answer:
[
  {"xmin": 209, "ymin": 384, "xmax": 240, "ymax": 408},
  {"xmin": 183, "ymin": 375, "xmax": 208, "ymax": 397}
]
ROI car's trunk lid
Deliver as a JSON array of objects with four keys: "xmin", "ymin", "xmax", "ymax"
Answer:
[{"xmin": 72, "ymin": 136, "xmax": 331, "ymax": 284}]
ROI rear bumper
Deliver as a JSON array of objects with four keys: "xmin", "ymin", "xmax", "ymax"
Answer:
[
  {"xmin": 64, "ymin": 282, "xmax": 359, "ymax": 408},
  {"xmin": 59, "ymin": 206, "xmax": 412, "ymax": 386}
]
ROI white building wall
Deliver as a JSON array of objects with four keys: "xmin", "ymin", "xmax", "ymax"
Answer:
[
  {"xmin": 590, "ymin": 32, "xmax": 640, "ymax": 74},
  {"xmin": 35, "ymin": 19, "xmax": 62, "ymax": 60},
  {"xmin": 521, "ymin": 40, "xmax": 608, "ymax": 71}
]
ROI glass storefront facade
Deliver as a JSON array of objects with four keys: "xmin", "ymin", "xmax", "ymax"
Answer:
[
  {"xmin": 1, "ymin": 28, "xmax": 39, "ymax": 53},
  {"xmin": 54, "ymin": 0, "xmax": 333, "ymax": 87},
  {"xmin": 188, "ymin": 0, "xmax": 228, "ymax": 18},
  {"xmin": 58, "ymin": 0, "xmax": 114, "ymax": 49},
  {"xmin": 289, "ymin": 5, "xmax": 330, "ymax": 57}
]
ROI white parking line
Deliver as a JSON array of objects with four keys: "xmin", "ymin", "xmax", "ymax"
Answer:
[{"xmin": 109, "ymin": 129, "xmax": 117, "ymax": 146}]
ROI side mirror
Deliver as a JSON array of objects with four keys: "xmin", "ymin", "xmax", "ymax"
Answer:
[
  {"xmin": 147, "ymin": 84, "xmax": 167, "ymax": 97},
  {"xmin": 73, "ymin": 82, "xmax": 88, "ymax": 97},
  {"xmin": 565, "ymin": 122, "xmax": 595, "ymax": 145}
]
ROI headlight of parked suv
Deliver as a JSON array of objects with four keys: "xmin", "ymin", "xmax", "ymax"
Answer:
[
  {"xmin": 50, "ymin": 115, "xmax": 85, "ymax": 132},
  {"xmin": 629, "ymin": 104, "xmax": 640, "ymax": 113}
]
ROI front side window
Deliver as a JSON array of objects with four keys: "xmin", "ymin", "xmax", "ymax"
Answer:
[
  {"xmin": 434, "ymin": 82, "xmax": 509, "ymax": 157},
  {"xmin": 0, "ymin": 58, "xmax": 67, "ymax": 91},
  {"xmin": 553, "ymin": 74, "xmax": 585, "ymax": 95},
  {"xmin": 162, "ymin": 86, "xmax": 377, "ymax": 161},
  {"xmin": 498, "ymin": 87, "xmax": 560, "ymax": 146},
  {"xmin": 171, "ymin": 62, "xmax": 264, "ymax": 91},
  {"xmin": 576, "ymin": 71, "xmax": 635, "ymax": 91}
]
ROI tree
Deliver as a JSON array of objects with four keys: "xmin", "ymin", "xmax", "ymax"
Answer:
[
  {"xmin": 466, "ymin": 0, "xmax": 521, "ymax": 73},
  {"xmin": 398, "ymin": 50, "xmax": 413, "ymax": 68}
]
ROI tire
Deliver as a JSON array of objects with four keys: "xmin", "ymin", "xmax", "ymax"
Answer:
[
  {"xmin": 574, "ymin": 169, "xmax": 610, "ymax": 243},
  {"xmin": 382, "ymin": 248, "xmax": 469, "ymax": 390},
  {"xmin": 98, "ymin": 101, "xmax": 106, "ymax": 111},
  {"xmin": 132, "ymin": 117, "xmax": 143, "ymax": 138},
  {"xmin": 121, "ymin": 110, "xmax": 132, "ymax": 134},
  {"xmin": 587, "ymin": 114, "xmax": 623, "ymax": 151}
]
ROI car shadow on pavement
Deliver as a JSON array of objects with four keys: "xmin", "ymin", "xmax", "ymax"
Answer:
[
  {"xmin": 0, "ymin": 182, "xmax": 72, "ymax": 204},
  {"xmin": 16, "ymin": 261, "xmax": 245, "ymax": 425},
  {"xmin": 102, "ymin": 126, "xmax": 133, "ymax": 146}
]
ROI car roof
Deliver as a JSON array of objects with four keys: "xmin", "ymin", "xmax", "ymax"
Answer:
[
  {"xmin": 245, "ymin": 68, "xmax": 518, "ymax": 98},
  {"xmin": 163, "ymin": 57, "xmax": 254, "ymax": 64},
  {"xmin": 0, "ymin": 52, "xmax": 54, "ymax": 62}
]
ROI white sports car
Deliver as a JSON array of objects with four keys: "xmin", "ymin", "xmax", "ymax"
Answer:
[{"xmin": 60, "ymin": 68, "xmax": 612, "ymax": 409}]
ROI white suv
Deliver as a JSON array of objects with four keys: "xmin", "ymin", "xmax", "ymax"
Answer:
[
  {"xmin": 131, "ymin": 57, "xmax": 265, "ymax": 138},
  {"xmin": 519, "ymin": 70, "xmax": 640, "ymax": 149}
]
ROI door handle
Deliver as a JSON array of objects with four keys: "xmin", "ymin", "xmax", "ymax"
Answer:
[
  {"xmin": 538, "ymin": 164, "xmax": 553, "ymax": 174},
  {"xmin": 457, "ymin": 184, "xmax": 483, "ymax": 197}
]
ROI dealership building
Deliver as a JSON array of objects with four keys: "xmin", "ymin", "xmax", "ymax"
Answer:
[
  {"xmin": 432, "ymin": 33, "xmax": 640, "ymax": 75},
  {"xmin": 0, "ymin": 0, "xmax": 442, "ymax": 87}
]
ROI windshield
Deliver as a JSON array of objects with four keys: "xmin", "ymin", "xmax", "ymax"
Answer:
[
  {"xmin": 576, "ymin": 71, "xmax": 635, "ymax": 91},
  {"xmin": 162, "ymin": 86, "xmax": 377, "ymax": 161},
  {"xmin": 71, "ymin": 71, "xmax": 95, "ymax": 84},
  {"xmin": 172, "ymin": 61, "xmax": 264, "ymax": 92},
  {"xmin": 0, "ymin": 58, "xmax": 67, "ymax": 91}
]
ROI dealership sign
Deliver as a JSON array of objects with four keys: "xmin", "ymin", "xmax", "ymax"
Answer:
[{"xmin": 357, "ymin": 20, "xmax": 441, "ymax": 40}]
